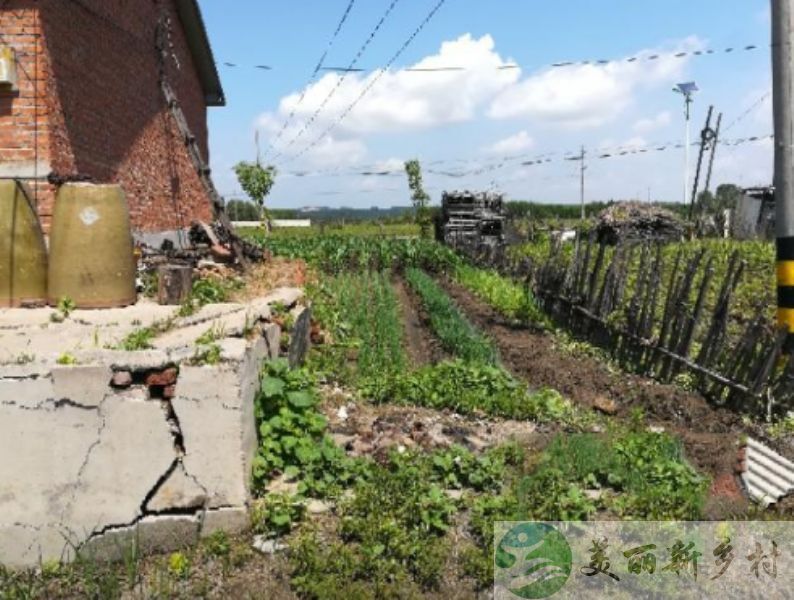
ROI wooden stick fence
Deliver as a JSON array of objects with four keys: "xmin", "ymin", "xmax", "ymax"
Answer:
[{"xmin": 451, "ymin": 235, "xmax": 794, "ymax": 417}]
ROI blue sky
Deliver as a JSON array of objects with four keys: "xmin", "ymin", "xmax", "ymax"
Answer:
[{"xmin": 200, "ymin": 0, "xmax": 773, "ymax": 209}]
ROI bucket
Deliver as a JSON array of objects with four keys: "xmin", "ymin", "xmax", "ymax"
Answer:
[
  {"xmin": 48, "ymin": 183, "xmax": 136, "ymax": 308},
  {"xmin": 0, "ymin": 180, "xmax": 48, "ymax": 307}
]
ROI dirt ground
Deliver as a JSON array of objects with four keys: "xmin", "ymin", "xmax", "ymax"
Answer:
[
  {"xmin": 394, "ymin": 278, "xmax": 448, "ymax": 367},
  {"xmin": 434, "ymin": 278, "xmax": 758, "ymax": 512},
  {"xmin": 231, "ymin": 258, "xmax": 311, "ymax": 302}
]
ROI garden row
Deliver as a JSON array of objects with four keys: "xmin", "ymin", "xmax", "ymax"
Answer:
[{"xmin": 238, "ymin": 239, "xmax": 713, "ymax": 596}]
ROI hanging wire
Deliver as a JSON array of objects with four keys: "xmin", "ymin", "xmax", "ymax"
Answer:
[
  {"xmin": 282, "ymin": 0, "xmax": 449, "ymax": 165},
  {"xmin": 722, "ymin": 90, "xmax": 772, "ymax": 134},
  {"xmin": 221, "ymin": 40, "xmax": 769, "ymax": 75},
  {"xmin": 270, "ymin": 0, "xmax": 404, "ymax": 161},
  {"xmin": 262, "ymin": 0, "xmax": 358, "ymax": 159}
]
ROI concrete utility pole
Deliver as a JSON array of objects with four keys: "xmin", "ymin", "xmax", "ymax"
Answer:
[
  {"xmin": 772, "ymin": 0, "xmax": 794, "ymax": 335},
  {"xmin": 674, "ymin": 82, "xmax": 698, "ymax": 208},
  {"xmin": 580, "ymin": 146, "xmax": 586, "ymax": 221}
]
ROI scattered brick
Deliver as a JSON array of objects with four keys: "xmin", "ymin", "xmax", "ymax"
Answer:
[
  {"xmin": 162, "ymin": 385, "xmax": 176, "ymax": 399},
  {"xmin": 110, "ymin": 370, "xmax": 133, "ymax": 388},
  {"xmin": 145, "ymin": 367, "xmax": 178, "ymax": 387},
  {"xmin": 593, "ymin": 396, "xmax": 618, "ymax": 415}
]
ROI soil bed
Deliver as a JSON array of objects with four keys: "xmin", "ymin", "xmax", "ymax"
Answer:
[
  {"xmin": 438, "ymin": 277, "xmax": 748, "ymax": 491},
  {"xmin": 394, "ymin": 277, "xmax": 448, "ymax": 367}
]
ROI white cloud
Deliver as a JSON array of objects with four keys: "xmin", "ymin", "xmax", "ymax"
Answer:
[
  {"xmin": 371, "ymin": 157, "xmax": 405, "ymax": 172},
  {"xmin": 483, "ymin": 130, "xmax": 534, "ymax": 154},
  {"xmin": 488, "ymin": 36, "xmax": 704, "ymax": 129},
  {"xmin": 300, "ymin": 136, "xmax": 367, "ymax": 168},
  {"xmin": 258, "ymin": 34, "xmax": 518, "ymax": 144},
  {"xmin": 633, "ymin": 111, "xmax": 672, "ymax": 134}
]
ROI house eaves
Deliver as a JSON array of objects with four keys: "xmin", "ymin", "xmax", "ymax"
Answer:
[{"xmin": 174, "ymin": 0, "xmax": 226, "ymax": 107}]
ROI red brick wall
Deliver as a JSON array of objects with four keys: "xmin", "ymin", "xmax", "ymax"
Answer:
[{"xmin": 0, "ymin": 0, "xmax": 215, "ymax": 233}]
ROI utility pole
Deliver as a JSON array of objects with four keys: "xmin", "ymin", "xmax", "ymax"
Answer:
[
  {"xmin": 690, "ymin": 105, "xmax": 714, "ymax": 218},
  {"xmin": 703, "ymin": 111, "xmax": 722, "ymax": 196},
  {"xmin": 674, "ymin": 83, "xmax": 698, "ymax": 208},
  {"xmin": 773, "ymin": 0, "xmax": 794, "ymax": 338},
  {"xmin": 580, "ymin": 145, "xmax": 586, "ymax": 221}
]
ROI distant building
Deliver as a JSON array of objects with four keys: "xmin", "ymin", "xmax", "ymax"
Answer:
[{"xmin": 0, "ymin": 0, "xmax": 224, "ymax": 233}]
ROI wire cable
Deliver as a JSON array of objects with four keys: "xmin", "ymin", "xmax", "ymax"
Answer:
[
  {"xmin": 282, "ymin": 0, "xmax": 449, "ymax": 165},
  {"xmin": 262, "ymin": 0, "xmax": 359, "ymax": 158},
  {"xmin": 270, "ymin": 0, "xmax": 404, "ymax": 161}
]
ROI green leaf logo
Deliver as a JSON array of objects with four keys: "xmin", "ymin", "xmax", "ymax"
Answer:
[{"xmin": 495, "ymin": 523, "xmax": 572, "ymax": 599}]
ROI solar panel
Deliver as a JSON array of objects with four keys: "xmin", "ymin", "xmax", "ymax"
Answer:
[{"xmin": 675, "ymin": 81, "xmax": 699, "ymax": 95}]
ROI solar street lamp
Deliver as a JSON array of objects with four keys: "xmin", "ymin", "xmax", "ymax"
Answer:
[{"xmin": 674, "ymin": 81, "xmax": 699, "ymax": 207}]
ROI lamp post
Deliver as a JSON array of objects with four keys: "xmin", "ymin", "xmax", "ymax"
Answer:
[{"xmin": 673, "ymin": 82, "xmax": 699, "ymax": 210}]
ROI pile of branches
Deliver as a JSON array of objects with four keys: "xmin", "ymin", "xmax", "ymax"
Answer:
[
  {"xmin": 595, "ymin": 202, "xmax": 685, "ymax": 245},
  {"xmin": 188, "ymin": 221, "xmax": 264, "ymax": 263}
]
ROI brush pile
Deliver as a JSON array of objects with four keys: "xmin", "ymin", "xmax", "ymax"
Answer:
[{"xmin": 595, "ymin": 202, "xmax": 685, "ymax": 245}]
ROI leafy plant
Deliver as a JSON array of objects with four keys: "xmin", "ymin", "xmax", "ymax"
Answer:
[
  {"xmin": 251, "ymin": 492, "xmax": 305, "ymax": 537},
  {"xmin": 117, "ymin": 327, "xmax": 156, "ymax": 351},
  {"xmin": 233, "ymin": 161, "xmax": 277, "ymax": 225},
  {"xmin": 405, "ymin": 159, "xmax": 432, "ymax": 237},
  {"xmin": 253, "ymin": 235, "xmax": 461, "ymax": 273},
  {"xmin": 406, "ymin": 268, "xmax": 498, "ymax": 364},
  {"xmin": 192, "ymin": 343, "xmax": 222, "ymax": 366},
  {"xmin": 308, "ymin": 271, "xmax": 407, "ymax": 383},
  {"xmin": 361, "ymin": 359, "xmax": 578, "ymax": 423},
  {"xmin": 291, "ymin": 456, "xmax": 455, "ymax": 596},
  {"xmin": 58, "ymin": 296, "xmax": 76, "ymax": 318},
  {"xmin": 56, "ymin": 352, "xmax": 78, "ymax": 366},
  {"xmin": 167, "ymin": 552, "xmax": 190, "ymax": 580},
  {"xmin": 454, "ymin": 264, "xmax": 548, "ymax": 326},
  {"xmin": 253, "ymin": 359, "xmax": 362, "ymax": 498}
]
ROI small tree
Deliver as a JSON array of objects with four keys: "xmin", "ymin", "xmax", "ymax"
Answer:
[
  {"xmin": 233, "ymin": 162, "xmax": 277, "ymax": 229},
  {"xmin": 404, "ymin": 159, "xmax": 431, "ymax": 237}
]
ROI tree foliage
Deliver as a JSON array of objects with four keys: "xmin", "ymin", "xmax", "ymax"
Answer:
[
  {"xmin": 226, "ymin": 199, "xmax": 261, "ymax": 222},
  {"xmin": 233, "ymin": 161, "xmax": 277, "ymax": 222},
  {"xmin": 404, "ymin": 159, "xmax": 432, "ymax": 237}
]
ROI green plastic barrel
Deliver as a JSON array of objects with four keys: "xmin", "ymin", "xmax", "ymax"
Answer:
[
  {"xmin": 0, "ymin": 180, "xmax": 47, "ymax": 308},
  {"xmin": 48, "ymin": 183, "xmax": 136, "ymax": 308}
]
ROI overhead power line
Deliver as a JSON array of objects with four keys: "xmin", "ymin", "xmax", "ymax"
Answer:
[
  {"xmin": 281, "ymin": 0, "xmax": 450, "ymax": 165},
  {"xmin": 270, "ymin": 0, "xmax": 405, "ymax": 162},
  {"xmin": 722, "ymin": 90, "xmax": 772, "ymax": 133},
  {"xmin": 221, "ymin": 40, "xmax": 767, "ymax": 75},
  {"xmin": 262, "ymin": 0, "xmax": 359, "ymax": 159},
  {"xmin": 271, "ymin": 134, "xmax": 772, "ymax": 181}
]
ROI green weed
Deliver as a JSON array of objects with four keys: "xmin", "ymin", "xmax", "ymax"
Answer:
[{"xmin": 406, "ymin": 268, "xmax": 498, "ymax": 364}]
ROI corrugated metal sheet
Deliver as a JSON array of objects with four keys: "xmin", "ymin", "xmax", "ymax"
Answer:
[{"xmin": 741, "ymin": 437, "xmax": 794, "ymax": 506}]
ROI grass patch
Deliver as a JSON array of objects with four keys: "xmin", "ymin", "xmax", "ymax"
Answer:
[
  {"xmin": 454, "ymin": 264, "xmax": 548, "ymax": 327},
  {"xmin": 360, "ymin": 359, "xmax": 578, "ymax": 423},
  {"xmin": 308, "ymin": 271, "xmax": 407, "ymax": 384},
  {"xmin": 462, "ymin": 428, "xmax": 709, "ymax": 587},
  {"xmin": 406, "ymin": 268, "xmax": 498, "ymax": 364},
  {"xmin": 252, "ymin": 235, "xmax": 461, "ymax": 273}
]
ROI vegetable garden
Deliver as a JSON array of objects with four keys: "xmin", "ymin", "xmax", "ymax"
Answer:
[
  {"xmin": 8, "ymin": 230, "xmax": 793, "ymax": 599},
  {"xmin": 238, "ymin": 230, "xmax": 785, "ymax": 598}
]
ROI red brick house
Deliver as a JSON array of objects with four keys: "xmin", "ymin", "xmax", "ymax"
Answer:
[{"xmin": 0, "ymin": 0, "xmax": 224, "ymax": 235}]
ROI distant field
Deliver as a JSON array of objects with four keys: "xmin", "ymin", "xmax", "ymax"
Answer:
[{"xmin": 237, "ymin": 222, "xmax": 421, "ymax": 239}]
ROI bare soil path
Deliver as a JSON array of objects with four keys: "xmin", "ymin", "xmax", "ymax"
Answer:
[{"xmin": 394, "ymin": 277, "xmax": 448, "ymax": 367}]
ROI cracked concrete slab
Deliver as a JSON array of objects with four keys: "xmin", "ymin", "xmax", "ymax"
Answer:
[
  {"xmin": 172, "ymin": 393, "xmax": 249, "ymax": 508},
  {"xmin": 0, "ymin": 289, "xmax": 302, "ymax": 568},
  {"xmin": 0, "ymin": 376, "xmax": 54, "ymax": 409},
  {"xmin": 145, "ymin": 463, "xmax": 207, "ymax": 513},
  {"xmin": 52, "ymin": 366, "xmax": 111, "ymax": 407},
  {"xmin": 80, "ymin": 515, "xmax": 202, "ymax": 563},
  {"xmin": 67, "ymin": 393, "xmax": 177, "ymax": 543},
  {"xmin": 201, "ymin": 507, "xmax": 249, "ymax": 538}
]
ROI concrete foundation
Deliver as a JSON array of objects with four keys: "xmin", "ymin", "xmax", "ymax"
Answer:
[{"xmin": 0, "ymin": 288, "xmax": 304, "ymax": 568}]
